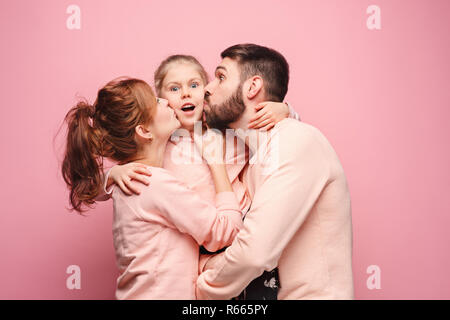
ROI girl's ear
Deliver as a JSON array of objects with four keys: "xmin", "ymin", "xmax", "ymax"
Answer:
[
  {"xmin": 135, "ymin": 124, "xmax": 153, "ymax": 141},
  {"xmin": 246, "ymin": 76, "xmax": 264, "ymax": 100}
]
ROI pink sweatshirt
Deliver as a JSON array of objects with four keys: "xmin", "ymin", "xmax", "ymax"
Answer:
[
  {"xmin": 110, "ymin": 166, "xmax": 243, "ymax": 299},
  {"xmin": 196, "ymin": 119, "xmax": 354, "ymax": 300}
]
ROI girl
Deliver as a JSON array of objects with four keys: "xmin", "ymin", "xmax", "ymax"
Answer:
[{"xmin": 62, "ymin": 77, "xmax": 244, "ymax": 299}]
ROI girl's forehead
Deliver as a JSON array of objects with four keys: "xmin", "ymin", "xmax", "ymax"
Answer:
[{"xmin": 164, "ymin": 62, "xmax": 204, "ymax": 81}]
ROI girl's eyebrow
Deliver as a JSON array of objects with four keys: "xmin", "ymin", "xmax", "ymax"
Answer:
[
  {"xmin": 166, "ymin": 78, "xmax": 202, "ymax": 86},
  {"xmin": 165, "ymin": 81, "xmax": 180, "ymax": 86}
]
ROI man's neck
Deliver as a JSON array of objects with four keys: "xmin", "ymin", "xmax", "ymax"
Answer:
[
  {"xmin": 229, "ymin": 101, "xmax": 261, "ymax": 154},
  {"xmin": 229, "ymin": 101, "xmax": 256, "ymax": 131}
]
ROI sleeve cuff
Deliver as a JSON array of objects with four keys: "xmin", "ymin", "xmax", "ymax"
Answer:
[
  {"xmin": 285, "ymin": 101, "xmax": 301, "ymax": 121},
  {"xmin": 198, "ymin": 254, "xmax": 213, "ymax": 274},
  {"xmin": 103, "ymin": 167, "xmax": 114, "ymax": 195},
  {"xmin": 215, "ymin": 191, "xmax": 239, "ymax": 209}
]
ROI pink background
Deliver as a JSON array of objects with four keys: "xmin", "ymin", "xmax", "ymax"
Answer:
[{"xmin": 0, "ymin": 0, "xmax": 449, "ymax": 299}]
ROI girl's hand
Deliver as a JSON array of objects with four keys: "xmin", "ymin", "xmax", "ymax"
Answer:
[
  {"xmin": 193, "ymin": 129, "xmax": 225, "ymax": 165},
  {"xmin": 193, "ymin": 129, "xmax": 232, "ymax": 193},
  {"xmin": 109, "ymin": 162, "xmax": 152, "ymax": 195},
  {"xmin": 247, "ymin": 101, "xmax": 289, "ymax": 131}
]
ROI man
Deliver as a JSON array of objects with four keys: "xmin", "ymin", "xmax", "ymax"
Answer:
[{"xmin": 197, "ymin": 43, "xmax": 354, "ymax": 299}]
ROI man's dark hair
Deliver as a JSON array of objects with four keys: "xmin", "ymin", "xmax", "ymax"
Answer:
[{"xmin": 221, "ymin": 43, "xmax": 289, "ymax": 102}]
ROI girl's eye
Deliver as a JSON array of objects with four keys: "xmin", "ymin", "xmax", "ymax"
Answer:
[
  {"xmin": 218, "ymin": 74, "xmax": 225, "ymax": 82},
  {"xmin": 191, "ymin": 83, "xmax": 199, "ymax": 88},
  {"xmin": 170, "ymin": 86, "xmax": 179, "ymax": 92}
]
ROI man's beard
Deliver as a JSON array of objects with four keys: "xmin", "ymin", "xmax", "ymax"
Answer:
[{"xmin": 204, "ymin": 83, "xmax": 246, "ymax": 131}]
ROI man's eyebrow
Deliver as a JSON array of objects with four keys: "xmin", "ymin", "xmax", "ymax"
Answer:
[{"xmin": 215, "ymin": 66, "xmax": 227, "ymax": 73}]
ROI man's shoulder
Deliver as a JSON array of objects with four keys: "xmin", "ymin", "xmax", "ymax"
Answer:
[{"xmin": 272, "ymin": 118, "xmax": 326, "ymax": 144}]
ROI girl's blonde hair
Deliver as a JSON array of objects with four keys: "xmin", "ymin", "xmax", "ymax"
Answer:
[{"xmin": 154, "ymin": 55, "xmax": 209, "ymax": 95}]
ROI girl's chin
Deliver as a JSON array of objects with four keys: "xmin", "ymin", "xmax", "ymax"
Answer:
[{"xmin": 179, "ymin": 116, "xmax": 202, "ymax": 129}]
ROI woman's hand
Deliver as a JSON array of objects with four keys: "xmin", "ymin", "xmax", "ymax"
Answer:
[
  {"xmin": 247, "ymin": 101, "xmax": 289, "ymax": 131},
  {"xmin": 193, "ymin": 129, "xmax": 226, "ymax": 165},
  {"xmin": 109, "ymin": 162, "xmax": 152, "ymax": 195}
]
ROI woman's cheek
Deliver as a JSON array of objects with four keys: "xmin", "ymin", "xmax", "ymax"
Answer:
[{"xmin": 164, "ymin": 92, "xmax": 178, "ymax": 108}]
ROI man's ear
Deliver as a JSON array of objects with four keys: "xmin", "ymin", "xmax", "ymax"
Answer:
[
  {"xmin": 135, "ymin": 124, "xmax": 153, "ymax": 141},
  {"xmin": 246, "ymin": 76, "xmax": 264, "ymax": 100}
]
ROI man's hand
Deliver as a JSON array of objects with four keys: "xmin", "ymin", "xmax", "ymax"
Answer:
[
  {"xmin": 196, "ymin": 252, "xmax": 226, "ymax": 300},
  {"xmin": 199, "ymin": 252, "xmax": 226, "ymax": 274}
]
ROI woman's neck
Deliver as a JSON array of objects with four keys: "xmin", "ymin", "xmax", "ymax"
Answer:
[{"xmin": 133, "ymin": 138, "xmax": 168, "ymax": 168}]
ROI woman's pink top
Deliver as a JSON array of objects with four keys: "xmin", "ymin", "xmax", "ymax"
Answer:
[{"xmin": 110, "ymin": 166, "xmax": 243, "ymax": 299}]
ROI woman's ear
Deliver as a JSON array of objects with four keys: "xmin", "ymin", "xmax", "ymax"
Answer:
[
  {"xmin": 246, "ymin": 76, "xmax": 264, "ymax": 100},
  {"xmin": 135, "ymin": 124, "xmax": 153, "ymax": 141}
]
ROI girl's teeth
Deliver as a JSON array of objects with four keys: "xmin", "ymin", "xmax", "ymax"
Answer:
[{"xmin": 182, "ymin": 105, "xmax": 195, "ymax": 111}]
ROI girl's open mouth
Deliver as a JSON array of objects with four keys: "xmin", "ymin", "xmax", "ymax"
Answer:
[{"xmin": 181, "ymin": 104, "xmax": 196, "ymax": 112}]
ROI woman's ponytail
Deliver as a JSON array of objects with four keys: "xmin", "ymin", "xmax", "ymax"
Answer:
[
  {"xmin": 62, "ymin": 100, "xmax": 103, "ymax": 213},
  {"xmin": 61, "ymin": 78, "xmax": 157, "ymax": 214}
]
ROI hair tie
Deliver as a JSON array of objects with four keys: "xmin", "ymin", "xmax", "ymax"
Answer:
[{"xmin": 88, "ymin": 116, "xmax": 94, "ymax": 128}]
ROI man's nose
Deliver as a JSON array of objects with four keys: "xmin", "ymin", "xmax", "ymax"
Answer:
[{"xmin": 204, "ymin": 82, "xmax": 211, "ymax": 94}]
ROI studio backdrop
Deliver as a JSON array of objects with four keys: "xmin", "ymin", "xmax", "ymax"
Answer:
[{"xmin": 0, "ymin": 0, "xmax": 449, "ymax": 299}]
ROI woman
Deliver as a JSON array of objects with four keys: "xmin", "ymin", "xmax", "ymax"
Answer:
[{"xmin": 61, "ymin": 77, "xmax": 243, "ymax": 299}]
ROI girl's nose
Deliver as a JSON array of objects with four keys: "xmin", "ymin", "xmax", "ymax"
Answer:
[{"xmin": 181, "ymin": 87, "xmax": 191, "ymax": 99}]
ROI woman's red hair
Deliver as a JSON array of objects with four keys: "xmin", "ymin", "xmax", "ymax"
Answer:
[{"xmin": 62, "ymin": 77, "xmax": 157, "ymax": 213}]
